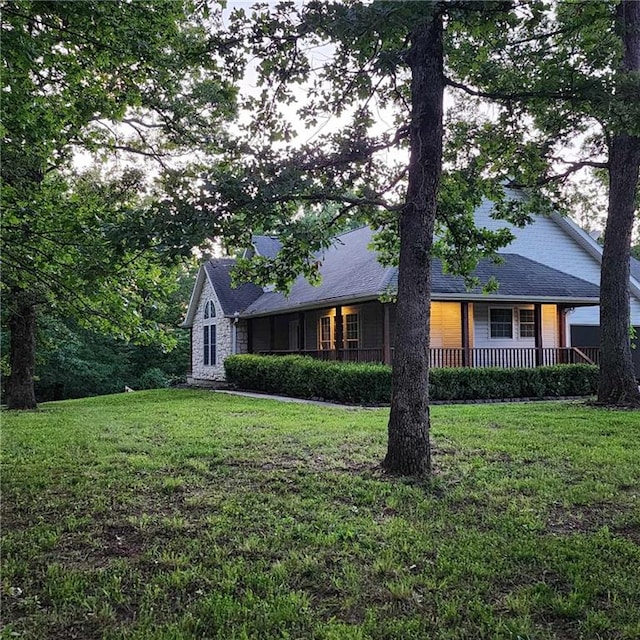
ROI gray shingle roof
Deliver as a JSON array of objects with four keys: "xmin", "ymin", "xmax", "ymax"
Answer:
[
  {"xmin": 253, "ymin": 236, "xmax": 281, "ymax": 259},
  {"xmin": 631, "ymin": 256, "xmax": 640, "ymax": 283},
  {"xmin": 243, "ymin": 227, "xmax": 396, "ymax": 316},
  {"xmin": 431, "ymin": 254, "xmax": 600, "ymax": 299},
  {"xmin": 204, "ymin": 259, "xmax": 263, "ymax": 315},
  {"xmin": 239, "ymin": 227, "xmax": 599, "ymax": 317}
]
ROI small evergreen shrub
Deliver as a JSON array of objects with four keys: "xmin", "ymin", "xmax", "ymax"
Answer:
[
  {"xmin": 166, "ymin": 375, "xmax": 187, "ymax": 387},
  {"xmin": 137, "ymin": 368, "xmax": 169, "ymax": 390},
  {"xmin": 224, "ymin": 355, "xmax": 598, "ymax": 404},
  {"xmin": 427, "ymin": 364, "xmax": 598, "ymax": 401}
]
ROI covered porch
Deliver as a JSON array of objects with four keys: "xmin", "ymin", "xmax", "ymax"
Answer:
[{"xmin": 245, "ymin": 299, "xmax": 600, "ymax": 369}]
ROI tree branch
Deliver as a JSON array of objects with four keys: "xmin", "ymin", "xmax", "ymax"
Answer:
[
  {"xmin": 122, "ymin": 117, "xmax": 165, "ymax": 129},
  {"xmin": 444, "ymin": 76, "xmax": 591, "ymax": 102},
  {"xmin": 502, "ymin": 26, "xmax": 581, "ymax": 48},
  {"xmin": 103, "ymin": 145, "xmax": 172, "ymax": 168},
  {"xmin": 271, "ymin": 191, "xmax": 402, "ymax": 211},
  {"xmin": 299, "ymin": 126, "xmax": 409, "ymax": 171},
  {"xmin": 508, "ymin": 160, "xmax": 609, "ymax": 188}
]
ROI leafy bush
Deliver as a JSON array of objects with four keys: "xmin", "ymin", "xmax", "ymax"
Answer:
[
  {"xmin": 428, "ymin": 364, "xmax": 598, "ymax": 401},
  {"xmin": 224, "ymin": 355, "xmax": 391, "ymax": 404},
  {"xmin": 30, "ymin": 309, "xmax": 191, "ymax": 402},
  {"xmin": 224, "ymin": 355, "xmax": 598, "ymax": 404},
  {"xmin": 137, "ymin": 368, "xmax": 169, "ymax": 390}
]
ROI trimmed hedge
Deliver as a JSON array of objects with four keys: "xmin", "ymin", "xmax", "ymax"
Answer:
[
  {"xmin": 224, "ymin": 355, "xmax": 598, "ymax": 404},
  {"xmin": 429, "ymin": 364, "xmax": 598, "ymax": 401},
  {"xmin": 224, "ymin": 355, "xmax": 391, "ymax": 404}
]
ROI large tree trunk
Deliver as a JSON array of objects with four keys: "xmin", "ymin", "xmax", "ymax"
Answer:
[
  {"xmin": 6, "ymin": 288, "xmax": 38, "ymax": 410},
  {"xmin": 597, "ymin": 1, "xmax": 640, "ymax": 407},
  {"xmin": 598, "ymin": 131, "xmax": 640, "ymax": 406},
  {"xmin": 383, "ymin": 10, "xmax": 443, "ymax": 476}
]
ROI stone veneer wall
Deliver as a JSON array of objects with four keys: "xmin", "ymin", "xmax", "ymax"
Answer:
[
  {"xmin": 235, "ymin": 320, "xmax": 249, "ymax": 354},
  {"xmin": 190, "ymin": 277, "xmax": 233, "ymax": 382}
]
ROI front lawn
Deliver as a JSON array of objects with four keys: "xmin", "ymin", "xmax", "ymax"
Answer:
[{"xmin": 2, "ymin": 390, "xmax": 639, "ymax": 639}]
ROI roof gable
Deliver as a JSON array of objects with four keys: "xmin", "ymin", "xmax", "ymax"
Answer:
[
  {"xmin": 181, "ymin": 259, "xmax": 263, "ymax": 327},
  {"xmin": 550, "ymin": 214, "xmax": 640, "ymax": 299},
  {"xmin": 204, "ymin": 259, "xmax": 264, "ymax": 315},
  {"xmin": 472, "ymin": 200, "xmax": 640, "ymax": 302}
]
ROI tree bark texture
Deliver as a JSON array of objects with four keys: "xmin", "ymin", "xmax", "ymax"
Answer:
[
  {"xmin": 6, "ymin": 288, "xmax": 38, "ymax": 410},
  {"xmin": 598, "ymin": 0, "xmax": 640, "ymax": 407},
  {"xmin": 383, "ymin": 10, "xmax": 444, "ymax": 476}
]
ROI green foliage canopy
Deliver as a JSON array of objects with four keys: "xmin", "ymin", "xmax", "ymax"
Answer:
[
  {"xmin": 1, "ymin": 0, "xmax": 238, "ymax": 408},
  {"xmin": 182, "ymin": 1, "xmax": 532, "ymax": 294},
  {"xmin": 1, "ymin": 0, "xmax": 236, "ymax": 343},
  {"xmin": 445, "ymin": 0, "xmax": 640, "ymax": 405}
]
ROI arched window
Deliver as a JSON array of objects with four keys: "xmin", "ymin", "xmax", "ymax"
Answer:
[
  {"xmin": 203, "ymin": 300, "xmax": 217, "ymax": 366},
  {"xmin": 204, "ymin": 300, "xmax": 216, "ymax": 319}
]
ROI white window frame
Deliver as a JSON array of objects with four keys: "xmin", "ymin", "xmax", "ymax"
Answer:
[
  {"xmin": 489, "ymin": 307, "xmax": 514, "ymax": 339},
  {"xmin": 318, "ymin": 315, "xmax": 333, "ymax": 350},
  {"xmin": 203, "ymin": 300, "xmax": 217, "ymax": 366},
  {"xmin": 518, "ymin": 308, "xmax": 536, "ymax": 339},
  {"xmin": 345, "ymin": 313, "xmax": 360, "ymax": 350}
]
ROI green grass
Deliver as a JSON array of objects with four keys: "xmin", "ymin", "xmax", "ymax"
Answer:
[{"xmin": 2, "ymin": 390, "xmax": 639, "ymax": 640}]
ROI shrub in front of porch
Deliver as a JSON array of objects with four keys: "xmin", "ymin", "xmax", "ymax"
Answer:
[
  {"xmin": 429, "ymin": 364, "xmax": 598, "ymax": 401},
  {"xmin": 223, "ymin": 355, "xmax": 598, "ymax": 403},
  {"xmin": 224, "ymin": 355, "xmax": 391, "ymax": 404}
]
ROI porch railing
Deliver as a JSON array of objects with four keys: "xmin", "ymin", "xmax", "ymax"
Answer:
[
  {"xmin": 461, "ymin": 347, "xmax": 599, "ymax": 368},
  {"xmin": 258, "ymin": 348, "xmax": 385, "ymax": 363},
  {"xmin": 257, "ymin": 346, "xmax": 600, "ymax": 368}
]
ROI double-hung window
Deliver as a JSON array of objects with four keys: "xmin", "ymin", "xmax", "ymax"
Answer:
[
  {"xmin": 319, "ymin": 316, "xmax": 332, "ymax": 350},
  {"xmin": 203, "ymin": 300, "xmax": 216, "ymax": 366},
  {"xmin": 345, "ymin": 313, "xmax": 359, "ymax": 349},
  {"xmin": 519, "ymin": 309, "xmax": 535, "ymax": 338},
  {"xmin": 489, "ymin": 308, "xmax": 513, "ymax": 338}
]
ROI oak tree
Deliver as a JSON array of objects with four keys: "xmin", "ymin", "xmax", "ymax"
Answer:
[
  {"xmin": 448, "ymin": 0, "xmax": 640, "ymax": 406},
  {"xmin": 197, "ymin": 1, "xmax": 530, "ymax": 476}
]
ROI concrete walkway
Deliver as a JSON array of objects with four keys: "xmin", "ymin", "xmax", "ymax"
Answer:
[
  {"xmin": 210, "ymin": 388, "xmax": 594, "ymax": 408},
  {"xmin": 213, "ymin": 389, "xmax": 381, "ymax": 410}
]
